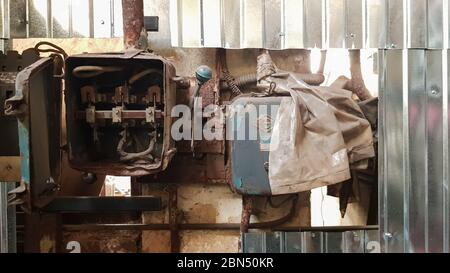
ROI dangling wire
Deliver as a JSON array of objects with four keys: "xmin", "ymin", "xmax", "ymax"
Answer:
[
  {"xmin": 34, "ymin": 41, "xmax": 68, "ymax": 78},
  {"xmin": 34, "ymin": 41, "xmax": 68, "ymax": 59}
]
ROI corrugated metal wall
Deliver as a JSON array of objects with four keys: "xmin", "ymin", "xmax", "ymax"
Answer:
[
  {"xmin": 170, "ymin": 0, "xmax": 449, "ymax": 49},
  {"xmin": 379, "ymin": 49, "xmax": 450, "ymax": 253},
  {"xmin": 242, "ymin": 229, "xmax": 380, "ymax": 253},
  {"xmin": 0, "ymin": 0, "xmax": 123, "ymax": 39}
]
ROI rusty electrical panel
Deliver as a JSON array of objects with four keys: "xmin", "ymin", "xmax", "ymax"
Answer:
[{"xmin": 65, "ymin": 52, "xmax": 177, "ymax": 177}]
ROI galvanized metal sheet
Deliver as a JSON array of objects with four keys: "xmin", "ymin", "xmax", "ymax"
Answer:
[
  {"xmin": 242, "ymin": 233, "xmax": 264, "ymax": 253},
  {"xmin": 302, "ymin": 0, "xmax": 324, "ymax": 48},
  {"xmin": 93, "ymin": 0, "xmax": 112, "ymax": 38},
  {"xmin": 380, "ymin": 49, "xmax": 450, "ymax": 253},
  {"xmin": 71, "ymin": 0, "xmax": 90, "ymax": 38},
  {"xmin": 243, "ymin": 229, "xmax": 378, "ymax": 253},
  {"xmin": 283, "ymin": 0, "xmax": 304, "ymax": 48},
  {"xmin": 263, "ymin": 0, "xmax": 281, "ymax": 49},
  {"xmin": 0, "ymin": 182, "xmax": 16, "ymax": 253},
  {"xmin": 202, "ymin": 0, "xmax": 221, "ymax": 47},
  {"xmin": 364, "ymin": 229, "xmax": 380, "ymax": 253},
  {"xmin": 51, "ymin": 0, "xmax": 71, "ymax": 38},
  {"xmin": 112, "ymin": 0, "xmax": 123, "ymax": 37},
  {"xmin": 0, "ymin": 0, "xmax": 123, "ymax": 38},
  {"xmin": 367, "ymin": 0, "xmax": 386, "ymax": 48},
  {"xmin": 327, "ymin": 0, "xmax": 345, "ymax": 48},
  {"xmin": 265, "ymin": 232, "xmax": 282, "ymax": 253},
  {"xmin": 407, "ymin": 50, "xmax": 427, "ymax": 252},
  {"xmin": 9, "ymin": 0, "xmax": 27, "ymax": 38},
  {"xmin": 425, "ymin": 50, "xmax": 444, "ymax": 252},
  {"xmin": 379, "ymin": 49, "xmax": 406, "ymax": 253},
  {"xmin": 223, "ymin": 0, "xmax": 241, "ymax": 48},
  {"xmin": 301, "ymin": 231, "xmax": 324, "ymax": 253},
  {"xmin": 283, "ymin": 232, "xmax": 301, "ymax": 253},
  {"xmin": 28, "ymin": 0, "xmax": 49, "ymax": 38},
  {"xmin": 170, "ymin": 0, "xmax": 450, "ymax": 49},
  {"xmin": 425, "ymin": 0, "xmax": 443, "ymax": 49},
  {"xmin": 345, "ymin": 0, "xmax": 364, "ymax": 49},
  {"xmin": 324, "ymin": 232, "xmax": 344, "ymax": 253},
  {"xmin": 445, "ymin": 49, "xmax": 450, "ymax": 253},
  {"xmin": 0, "ymin": 183, "xmax": 8, "ymax": 253},
  {"xmin": 0, "ymin": 1, "xmax": 3, "ymax": 38}
]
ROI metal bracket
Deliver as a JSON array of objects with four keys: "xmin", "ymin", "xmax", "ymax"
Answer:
[
  {"xmin": 112, "ymin": 107, "xmax": 122, "ymax": 123},
  {"xmin": 145, "ymin": 107, "xmax": 155, "ymax": 123},
  {"xmin": 86, "ymin": 106, "xmax": 96, "ymax": 124},
  {"xmin": 80, "ymin": 86, "xmax": 96, "ymax": 104},
  {"xmin": 42, "ymin": 196, "xmax": 162, "ymax": 213}
]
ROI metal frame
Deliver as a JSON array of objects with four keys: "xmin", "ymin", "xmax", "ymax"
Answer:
[{"xmin": 42, "ymin": 196, "xmax": 162, "ymax": 213}]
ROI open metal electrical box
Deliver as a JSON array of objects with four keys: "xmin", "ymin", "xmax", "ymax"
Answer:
[
  {"xmin": 65, "ymin": 52, "xmax": 177, "ymax": 177},
  {"xmin": 5, "ymin": 51, "xmax": 177, "ymax": 209}
]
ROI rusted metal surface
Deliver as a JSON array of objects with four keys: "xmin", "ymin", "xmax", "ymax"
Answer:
[
  {"xmin": 65, "ymin": 52, "xmax": 177, "ymax": 177},
  {"xmin": 198, "ymin": 79, "xmax": 218, "ymax": 107},
  {"xmin": 240, "ymin": 196, "xmax": 253, "ymax": 234},
  {"xmin": 61, "ymin": 197, "xmax": 302, "ymax": 232},
  {"xmin": 176, "ymin": 140, "xmax": 224, "ymax": 154},
  {"xmin": 75, "ymin": 109, "xmax": 164, "ymax": 120},
  {"xmin": 347, "ymin": 50, "xmax": 373, "ymax": 101},
  {"xmin": 122, "ymin": 0, "xmax": 145, "ymax": 49},
  {"xmin": 63, "ymin": 230, "xmax": 140, "ymax": 253},
  {"xmin": 142, "ymin": 154, "xmax": 227, "ymax": 184},
  {"xmin": 0, "ymin": 72, "xmax": 18, "ymax": 86},
  {"xmin": 24, "ymin": 213, "xmax": 62, "ymax": 253},
  {"xmin": 5, "ymin": 57, "xmax": 63, "ymax": 209},
  {"xmin": 168, "ymin": 185, "xmax": 180, "ymax": 253},
  {"xmin": 0, "ymin": 156, "xmax": 21, "ymax": 182}
]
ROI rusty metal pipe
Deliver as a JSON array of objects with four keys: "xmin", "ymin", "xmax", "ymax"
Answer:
[
  {"xmin": 348, "ymin": 49, "xmax": 373, "ymax": 101},
  {"xmin": 61, "ymin": 223, "xmax": 379, "ymax": 232},
  {"xmin": 60, "ymin": 196, "xmax": 298, "ymax": 232},
  {"xmin": 168, "ymin": 186, "xmax": 180, "ymax": 253},
  {"xmin": 122, "ymin": 0, "xmax": 145, "ymax": 49}
]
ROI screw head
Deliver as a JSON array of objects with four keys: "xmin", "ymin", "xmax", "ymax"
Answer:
[
  {"xmin": 384, "ymin": 232, "xmax": 393, "ymax": 240},
  {"xmin": 430, "ymin": 88, "xmax": 440, "ymax": 95}
]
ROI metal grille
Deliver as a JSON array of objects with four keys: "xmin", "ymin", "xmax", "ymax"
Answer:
[
  {"xmin": 170, "ymin": 0, "xmax": 450, "ymax": 49},
  {"xmin": 0, "ymin": 0, "xmax": 123, "ymax": 39}
]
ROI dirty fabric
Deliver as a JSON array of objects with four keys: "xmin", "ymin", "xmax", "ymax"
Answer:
[
  {"xmin": 327, "ymin": 89, "xmax": 379, "ymax": 217},
  {"xmin": 257, "ymin": 52, "xmax": 375, "ymax": 195}
]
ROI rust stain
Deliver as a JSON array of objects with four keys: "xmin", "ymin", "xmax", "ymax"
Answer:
[
  {"xmin": 184, "ymin": 203, "xmax": 217, "ymax": 223},
  {"xmin": 180, "ymin": 231, "xmax": 239, "ymax": 253},
  {"xmin": 142, "ymin": 231, "xmax": 171, "ymax": 253},
  {"xmin": 63, "ymin": 231, "xmax": 139, "ymax": 253},
  {"xmin": 40, "ymin": 235, "xmax": 55, "ymax": 253},
  {"xmin": 122, "ymin": 0, "xmax": 145, "ymax": 49}
]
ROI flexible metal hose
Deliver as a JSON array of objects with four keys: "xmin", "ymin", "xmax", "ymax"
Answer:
[{"xmin": 220, "ymin": 72, "xmax": 325, "ymax": 90}]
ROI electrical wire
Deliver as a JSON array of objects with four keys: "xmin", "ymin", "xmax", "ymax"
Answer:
[
  {"xmin": 34, "ymin": 41, "xmax": 68, "ymax": 59},
  {"xmin": 72, "ymin": 65, "xmax": 123, "ymax": 78}
]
